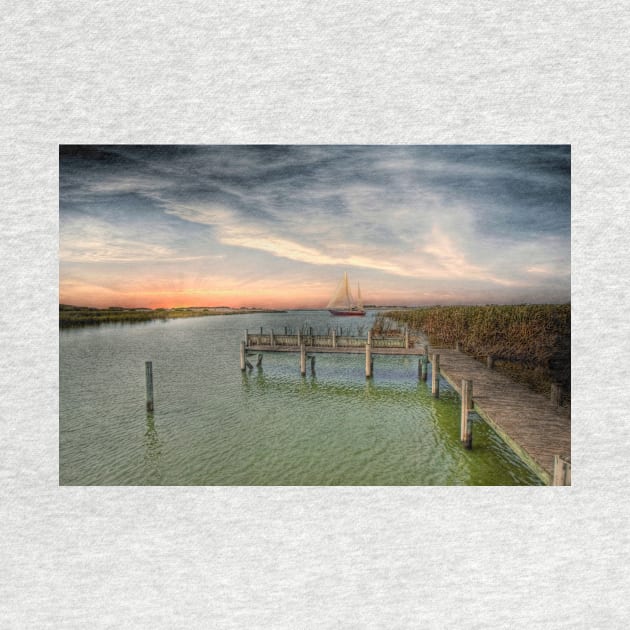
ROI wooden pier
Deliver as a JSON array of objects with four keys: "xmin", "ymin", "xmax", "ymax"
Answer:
[{"xmin": 242, "ymin": 330, "xmax": 570, "ymax": 485}]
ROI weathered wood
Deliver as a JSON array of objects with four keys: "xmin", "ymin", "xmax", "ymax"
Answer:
[
  {"xmin": 461, "ymin": 379, "xmax": 473, "ymax": 447},
  {"xmin": 145, "ymin": 361, "xmax": 154, "ymax": 412},
  {"xmin": 552, "ymin": 455, "xmax": 571, "ymax": 485},
  {"xmin": 332, "ymin": 329, "xmax": 337, "ymax": 348},
  {"xmin": 487, "ymin": 355, "xmax": 495, "ymax": 369},
  {"xmin": 270, "ymin": 329, "xmax": 275, "ymax": 347},
  {"xmin": 404, "ymin": 327, "xmax": 409, "ymax": 349},
  {"xmin": 432, "ymin": 348, "xmax": 570, "ymax": 484},
  {"xmin": 365, "ymin": 343, "xmax": 372, "ymax": 378},
  {"xmin": 239, "ymin": 341, "xmax": 246, "ymax": 371},
  {"xmin": 431, "ymin": 353, "xmax": 440, "ymax": 398},
  {"xmin": 550, "ymin": 384, "xmax": 562, "ymax": 408},
  {"xmin": 297, "ymin": 331, "xmax": 302, "ymax": 346},
  {"xmin": 367, "ymin": 330, "xmax": 372, "ymax": 346},
  {"xmin": 300, "ymin": 343, "xmax": 306, "ymax": 376}
]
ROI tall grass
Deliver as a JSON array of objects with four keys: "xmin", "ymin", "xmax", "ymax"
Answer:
[{"xmin": 382, "ymin": 305, "xmax": 570, "ymax": 401}]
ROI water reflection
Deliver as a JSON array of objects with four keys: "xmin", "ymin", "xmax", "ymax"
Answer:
[{"xmin": 143, "ymin": 412, "xmax": 162, "ymax": 484}]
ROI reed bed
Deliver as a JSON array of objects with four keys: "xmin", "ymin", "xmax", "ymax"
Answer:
[{"xmin": 379, "ymin": 304, "xmax": 570, "ymax": 402}]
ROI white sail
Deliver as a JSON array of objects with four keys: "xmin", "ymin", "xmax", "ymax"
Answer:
[
  {"xmin": 327, "ymin": 272, "xmax": 355, "ymax": 309},
  {"xmin": 356, "ymin": 282, "xmax": 363, "ymax": 309}
]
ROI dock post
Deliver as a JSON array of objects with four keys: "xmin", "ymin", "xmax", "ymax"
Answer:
[
  {"xmin": 553, "ymin": 455, "xmax": 571, "ymax": 485},
  {"xmin": 270, "ymin": 329, "xmax": 275, "ymax": 347},
  {"xmin": 239, "ymin": 341, "xmax": 246, "ymax": 371},
  {"xmin": 367, "ymin": 330, "xmax": 372, "ymax": 346},
  {"xmin": 365, "ymin": 343, "xmax": 372, "ymax": 378},
  {"xmin": 145, "ymin": 361, "xmax": 154, "ymax": 412},
  {"xmin": 550, "ymin": 384, "xmax": 562, "ymax": 408},
  {"xmin": 404, "ymin": 327, "xmax": 409, "ymax": 349},
  {"xmin": 461, "ymin": 379, "xmax": 473, "ymax": 448},
  {"xmin": 300, "ymin": 344, "xmax": 306, "ymax": 376},
  {"xmin": 297, "ymin": 331, "xmax": 302, "ymax": 347},
  {"xmin": 310, "ymin": 355, "xmax": 316, "ymax": 375},
  {"xmin": 245, "ymin": 329, "xmax": 248, "ymax": 346},
  {"xmin": 431, "ymin": 353, "xmax": 440, "ymax": 398},
  {"xmin": 487, "ymin": 355, "xmax": 495, "ymax": 369},
  {"xmin": 332, "ymin": 329, "xmax": 336, "ymax": 348}
]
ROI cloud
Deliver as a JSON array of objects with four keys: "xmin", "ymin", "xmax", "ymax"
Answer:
[{"xmin": 59, "ymin": 145, "xmax": 571, "ymax": 306}]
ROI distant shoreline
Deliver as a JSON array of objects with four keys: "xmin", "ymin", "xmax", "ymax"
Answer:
[{"xmin": 59, "ymin": 305, "xmax": 287, "ymax": 328}]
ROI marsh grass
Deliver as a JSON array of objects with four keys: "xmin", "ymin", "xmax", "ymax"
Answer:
[{"xmin": 380, "ymin": 304, "xmax": 570, "ymax": 403}]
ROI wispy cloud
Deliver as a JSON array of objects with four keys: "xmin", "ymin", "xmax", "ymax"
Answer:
[{"xmin": 59, "ymin": 145, "xmax": 570, "ymax": 307}]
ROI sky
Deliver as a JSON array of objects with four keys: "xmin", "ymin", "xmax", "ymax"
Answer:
[{"xmin": 59, "ymin": 145, "xmax": 570, "ymax": 309}]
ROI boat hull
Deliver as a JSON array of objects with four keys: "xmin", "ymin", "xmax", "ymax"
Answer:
[{"xmin": 328, "ymin": 310, "xmax": 366, "ymax": 317}]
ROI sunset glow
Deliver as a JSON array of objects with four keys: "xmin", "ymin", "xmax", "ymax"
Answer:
[{"xmin": 60, "ymin": 145, "xmax": 570, "ymax": 309}]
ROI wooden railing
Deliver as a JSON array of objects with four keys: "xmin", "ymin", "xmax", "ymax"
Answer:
[{"xmin": 245, "ymin": 331, "xmax": 411, "ymax": 349}]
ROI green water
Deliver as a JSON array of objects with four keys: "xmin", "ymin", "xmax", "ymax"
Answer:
[{"xmin": 59, "ymin": 311, "xmax": 542, "ymax": 485}]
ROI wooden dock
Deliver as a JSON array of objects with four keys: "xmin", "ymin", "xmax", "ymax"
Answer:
[
  {"xmin": 432, "ymin": 348, "xmax": 570, "ymax": 486},
  {"xmin": 241, "ymin": 330, "xmax": 571, "ymax": 485}
]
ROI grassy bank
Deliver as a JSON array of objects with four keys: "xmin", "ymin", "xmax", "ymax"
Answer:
[
  {"xmin": 60, "ymin": 305, "xmax": 284, "ymax": 328},
  {"xmin": 380, "ymin": 304, "xmax": 570, "ymax": 404}
]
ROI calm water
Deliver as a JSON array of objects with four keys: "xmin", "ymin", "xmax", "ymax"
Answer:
[{"xmin": 59, "ymin": 311, "xmax": 541, "ymax": 485}]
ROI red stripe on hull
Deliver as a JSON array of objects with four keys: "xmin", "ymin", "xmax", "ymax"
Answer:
[{"xmin": 328, "ymin": 310, "xmax": 366, "ymax": 316}]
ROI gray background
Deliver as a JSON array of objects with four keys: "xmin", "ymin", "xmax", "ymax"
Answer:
[{"xmin": 1, "ymin": 1, "xmax": 628, "ymax": 627}]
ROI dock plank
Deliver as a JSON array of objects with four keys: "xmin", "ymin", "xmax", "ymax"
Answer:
[{"xmin": 435, "ymin": 348, "xmax": 570, "ymax": 484}]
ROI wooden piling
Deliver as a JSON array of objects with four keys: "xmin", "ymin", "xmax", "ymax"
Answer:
[
  {"xmin": 367, "ymin": 330, "xmax": 372, "ymax": 346},
  {"xmin": 332, "ymin": 329, "xmax": 336, "ymax": 348},
  {"xmin": 300, "ymin": 343, "xmax": 306, "ymax": 376},
  {"xmin": 145, "ymin": 361, "xmax": 154, "ymax": 412},
  {"xmin": 553, "ymin": 455, "xmax": 571, "ymax": 485},
  {"xmin": 461, "ymin": 379, "xmax": 473, "ymax": 448},
  {"xmin": 239, "ymin": 341, "xmax": 246, "ymax": 371},
  {"xmin": 270, "ymin": 329, "xmax": 275, "ymax": 347},
  {"xmin": 487, "ymin": 355, "xmax": 495, "ymax": 369},
  {"xmin": 310, "ymin": 355, "xmax": 316, "ymax": 375},
  {"xmin": 404, "ymin": 327, "xmax": 409, "ymax": 349},
  {"xmin": 550, "ymin": 384, "xmax": 562, "ymax": 408},
  {"xmin": 431, "ymin": 353, "xmax": 440, "ymax": 398},
  {"xmin": 365, "ymin": 343, "xmax": 372, "ymax": 378}
]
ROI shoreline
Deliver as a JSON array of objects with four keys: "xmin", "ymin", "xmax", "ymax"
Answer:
[{"xmin": 59, "ymin": 305, "xmax": 287, "ymax": 328}]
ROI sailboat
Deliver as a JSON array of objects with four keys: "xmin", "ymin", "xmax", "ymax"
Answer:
[{"xmin": 327, "ymin": 272, "xmax": 366, "ymax": 316}]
